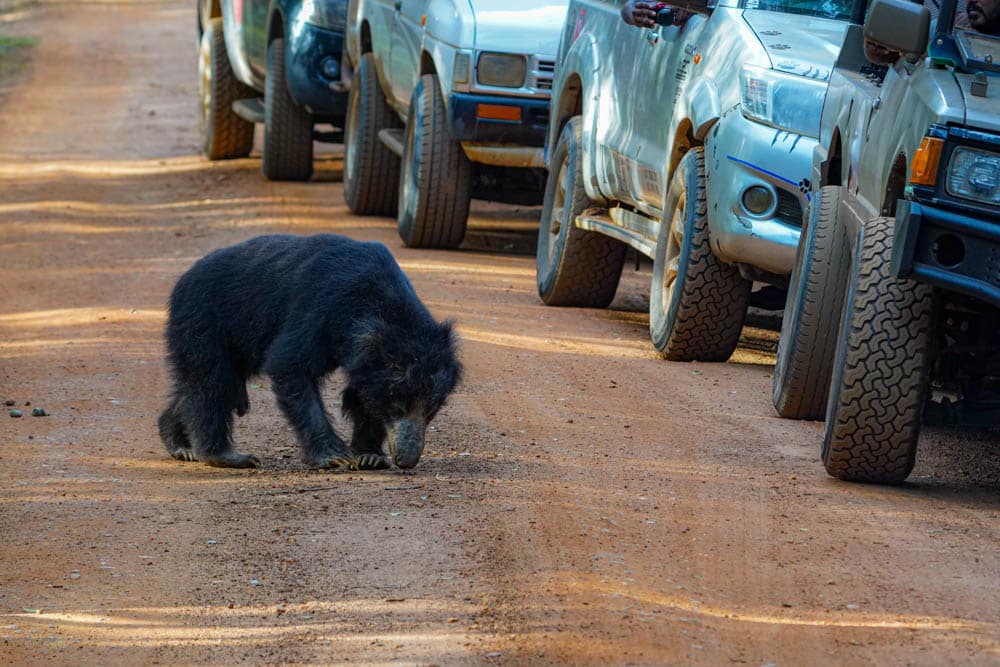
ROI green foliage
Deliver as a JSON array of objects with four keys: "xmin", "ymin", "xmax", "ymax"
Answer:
[{"xmin": 0, "ymin": 34, "xmax": 36, "ymax": 79}]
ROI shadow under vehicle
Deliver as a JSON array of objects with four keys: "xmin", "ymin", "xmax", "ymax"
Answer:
[
  {"xmin": 537, "ymin": 0, "xmax": 853, "ymax": 362},
  {"xmin": 196, "ymin": 0, "xmax": 349, "ymax": 181},
  {"xmin": 773, "ymin": 0, "xmax": 1000, "ymax": 483}
]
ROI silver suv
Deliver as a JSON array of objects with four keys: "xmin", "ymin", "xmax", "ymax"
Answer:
[
  {"xmin": 536, "ymin": 0, "xmax": 852, "ymax": 361},
  {"xmin": 773, "ymin": 0, "xmax": 1000, "ymax": 483},
  {"xmin": 341, "ymin": 0, "xmax": 567, "ymax": 248}
]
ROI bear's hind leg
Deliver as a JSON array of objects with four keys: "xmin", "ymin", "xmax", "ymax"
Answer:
[
  {"xmin": 158, "ymin": 396, "xmax": 195, "ymax": 462},
  {"xmin": 182, "ymin": 372, "xmax": 260, "ymax": 468}
]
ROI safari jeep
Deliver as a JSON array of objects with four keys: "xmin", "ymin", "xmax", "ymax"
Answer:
[
  {"xmin": 773, "ymin": 0, "xmax": 1000, "ymax": 483},
  {"xmin": 537, "ymin": 0, "xmax": 852, "ymax": 362},
  {"xmin": 196, "ymin": 0, "xmax": 350, "ymax": 181},
  {"xmin": 342, "ymin": 0, "xmax": 567, "ymax": 248}
]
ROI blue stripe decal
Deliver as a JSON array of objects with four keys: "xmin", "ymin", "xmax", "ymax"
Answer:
[{"xmin": 726, "ymin": 155, "xmax": 811, "ymax": 202}]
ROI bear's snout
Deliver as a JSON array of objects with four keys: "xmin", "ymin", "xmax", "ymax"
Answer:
[{"xmin": 387, "ymin": 417, "xmax": 426, "ymax": 469}]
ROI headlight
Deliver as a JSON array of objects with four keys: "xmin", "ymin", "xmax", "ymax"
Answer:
[
  {"xmin": 477, "ymin": 53, "xmax": 527, "ymax": 88},
  {"xmin": 300, "ymin": 0, "xmax": 347, "ymax": 30},
  {"xmin": 739, "ymin": 65, "xmax": 826, "ymax": 138},
  {"xmin": 947, "ymin": 146, "xmax": 1000, "ymax": 206}
]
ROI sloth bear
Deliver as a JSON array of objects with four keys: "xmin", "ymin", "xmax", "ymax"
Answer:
[{"xmin": 157, "ymin": 234, "xmax": 461, "ymax": 470}]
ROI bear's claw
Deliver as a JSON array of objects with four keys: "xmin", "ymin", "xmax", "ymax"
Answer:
[
  {"xmin": 170, "ymin": 449, "xmax": 198, "ymax": 462},
  {"xmin": 352, "ymin": 453, "xmax": 391, "ymax": 470}
]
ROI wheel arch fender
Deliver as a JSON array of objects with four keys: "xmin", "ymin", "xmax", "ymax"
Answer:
[
  {"xmin": 682, "ymin": 78, "xmax": 720, "ymax": 143},
  {"xmin": 219, "ymin": 1, "xmax": 259, "ymax": 87},
  {"xmin": 548, "ymin": 32, "xmax": 601, "ymax": 200},
  {"xmin": 267, "ymin": 1, "xmax": 287, "ymax": 44}
]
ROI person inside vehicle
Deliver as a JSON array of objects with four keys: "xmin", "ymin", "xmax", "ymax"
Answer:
[
  {"xmin": 966, "ymin": 0, "xmax": 1000, "ymax": 33},
  {"xmin": 864, "ymin": 0, "xmax": 998, "ymax": 63},
  {"xmin": 621, "ymin": 0, "xmax": 693, "ymax": 27}
]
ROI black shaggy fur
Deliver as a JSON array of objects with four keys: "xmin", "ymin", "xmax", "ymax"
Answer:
[{"xmin": 158, "ymin": 234, "xmax": 461, "ymax": 470}]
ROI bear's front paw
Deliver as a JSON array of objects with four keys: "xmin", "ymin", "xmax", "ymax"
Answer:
[
  {"xmin": 204, "ymin": 451, "xmax": 260, "ymax": 469},
  {"xmin": 352, "ymin": 453, "xmax": 391, "ymax": 471},
  {"xmin": 305, "ymin": 453, "xmax": 355, "ymax": 470}
]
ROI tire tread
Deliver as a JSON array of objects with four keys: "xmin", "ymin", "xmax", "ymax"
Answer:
[{"xmin": 823, "ymin": 216, "xmax": 935, "ymax": 484}]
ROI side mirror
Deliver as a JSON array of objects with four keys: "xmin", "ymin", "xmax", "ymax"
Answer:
[{"xmin": 863, "ymin": 0, "xmax": 930, "ymax": 62}]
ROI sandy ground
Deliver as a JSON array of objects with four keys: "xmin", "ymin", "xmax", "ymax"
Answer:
[{"xmin": 0, "ymin": 2, "xmax": 998, "ymax": 665}]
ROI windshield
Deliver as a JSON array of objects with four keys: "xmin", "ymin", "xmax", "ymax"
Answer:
[{"xmin": 741, "ymin": 0, "xmax": 853, "ymax": 20}]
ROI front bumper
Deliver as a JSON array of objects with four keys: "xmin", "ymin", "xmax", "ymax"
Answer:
[
  {"xmin": 891, "ymin": 200, "xmax": 1000, "ymax": 308},
  {"xmin": 704, "ymin": 109, "xmax": 814, "ymax": 276},
  {"xmin": 285, "ymin": 22, "xmax": 348, "ymax": 119},
  {"xmin": 447, "ymin": 92, "xmax": 549, "ymax": 147}
]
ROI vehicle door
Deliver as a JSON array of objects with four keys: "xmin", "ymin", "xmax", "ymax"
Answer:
[
  {"xmin": 240, "ymin": 0, "xmax": 270, "ymax": 78},
  {"xmin": 390, "ymin": 0, "xmax": 430, "ymax": 110},
  {"xmin": 590, "ymin": 0, "xmax": 649, "ymax": 205},
  {"xmin": 619, "ymin": 10, "xmax": 707, "ymax": 212}
]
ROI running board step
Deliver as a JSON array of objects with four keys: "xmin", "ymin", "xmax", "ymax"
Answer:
[
  {"xmin": 232, "ymin": 98, "xmax": 265, "ymax": 124},
  {"xmin": 575, "ymin": 207, "xmax": 657, "ymax": 258},
  {"xmin": 378, "ymin": 128, "xmax": 405, "ymax": 157}
]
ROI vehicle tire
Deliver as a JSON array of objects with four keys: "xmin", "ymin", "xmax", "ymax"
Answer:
[
  {"xmin": 397, "ymin": 74, "xmax": 471, "ymax": 248},
  {"xmin": 262, "ymin": 37, "xmax": 314, "ymax": 181},
  {"xmin": 199, "ymin": 18, "xmax": 255, "ymax": 160},
  {"xmin": 344, "ymin": 53, "xmax": 402, "ymax": 215},
  {"xmin": 536, "ymin": 117, "xmax": 626, "ymax": 307},
  {"xmin": 650, "ymin": 147, "xmax": 751, "ymax": 361},
  {"xmin": 822, "ymin": 216, "xmax": 935, "ymax": 484},
  {"xmin": 772, "ymin": 185, "xmax": 850, "ymax": 419}
]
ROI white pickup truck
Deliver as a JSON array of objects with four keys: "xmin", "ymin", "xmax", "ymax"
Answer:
[{"xmin": 342, "ymin": 0, "xmax": 568, "ymax": 248}]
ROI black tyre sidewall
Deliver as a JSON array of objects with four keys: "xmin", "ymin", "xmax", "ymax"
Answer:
[
  {"xmin": 772, "ymin": 185, "xmax": 848, "ymax": 419},
  {"xmin": 650, "ymin": 155, "xmax": 696, "ymax": 350},
  {"xmin": 397, "ymin": 95, "xmax": 422, "ymax": 244},
  {"xmin": 344, "ymin": 53, "xmax": 400, "ymax": 215},
  {"xmin": 396, "ymin": 74, "xmax": 471, "ymax": 248},
  {"xmin": 263, "ymin": 38, "xmax": 314, "ymax": 181},
  {"xmin": 200, "ymin": 19, "xmax": 254, "ymax": 160},
  {"xmin": 537, "ymin": 119, "xmax": 582, "ymax": 301}
]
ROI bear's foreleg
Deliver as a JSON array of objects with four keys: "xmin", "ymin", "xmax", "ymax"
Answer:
[
  {"xmin": 342, "ymin": 388, "xmax": 391, "ymax": 470},
  {"xmin": 271, "ymin": 375, "xmax": 353, "ymax": 468}
]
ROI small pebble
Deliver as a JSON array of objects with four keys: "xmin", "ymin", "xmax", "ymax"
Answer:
[
  {"xmin": 249, "ymin": 579, "xmax": 260, "ymax": 586},
  {"xmin": 3, "ymin": 400, "xmax": 13, "ymax": 406},
  {"xmin": 9, "ymin": 410, "xmax": 22, "ymax": 418},
  {"xmin": 31, "ymin": 407, "xmax": 47, "ymax": 417}
]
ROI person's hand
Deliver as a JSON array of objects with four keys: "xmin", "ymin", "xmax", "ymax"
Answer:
[
  {"xmin": 864, "ymin": 38, "xmax": 899, "ymax": 65},
  {"xmin": 621, "ymin": 0, "xmax": 660, "ymax": 28}
]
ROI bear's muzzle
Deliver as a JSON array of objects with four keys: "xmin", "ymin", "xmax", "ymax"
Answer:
[{"xmin": 387, "ymin": 417, "xmax": 426, "ymax": 469}]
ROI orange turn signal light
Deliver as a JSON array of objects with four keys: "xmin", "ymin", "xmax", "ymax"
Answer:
[
  {"xmin": 911, "ymin": 136, "xmax": 944, "ymax": 186},
  {"xmin": 476, "ymin": 104, "xmax": 521, "ymax": 122}
]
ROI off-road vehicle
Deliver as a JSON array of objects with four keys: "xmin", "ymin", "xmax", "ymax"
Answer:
[
  {"xmin": 538, "ymin": 0, "xmax": 852, "ymax": 362},
  {"xmin": 773, "ymin": 0, "xmax": 1000, "ymax": 482},
  {"xmin": 197, "ymin": 0, "xmax": 349, "ymax": 180},
  {"xmin": 342, "ymin": 0, "xmax": 567, "ymax": 247}
]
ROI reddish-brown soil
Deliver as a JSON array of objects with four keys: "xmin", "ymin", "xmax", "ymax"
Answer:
[{"xmin": 1, "ymin": 2, "xmax": 998, "ymax": 665}]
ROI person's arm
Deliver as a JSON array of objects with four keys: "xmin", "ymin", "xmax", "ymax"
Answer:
[{"xmin": 621, "ymin": 0, "xmax": 660, "ymax": 27}]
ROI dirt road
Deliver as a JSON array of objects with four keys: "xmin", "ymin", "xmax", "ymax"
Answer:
[{"xmin": 0, "ymin": 2, "xmax": 997, "ymax": 665}]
